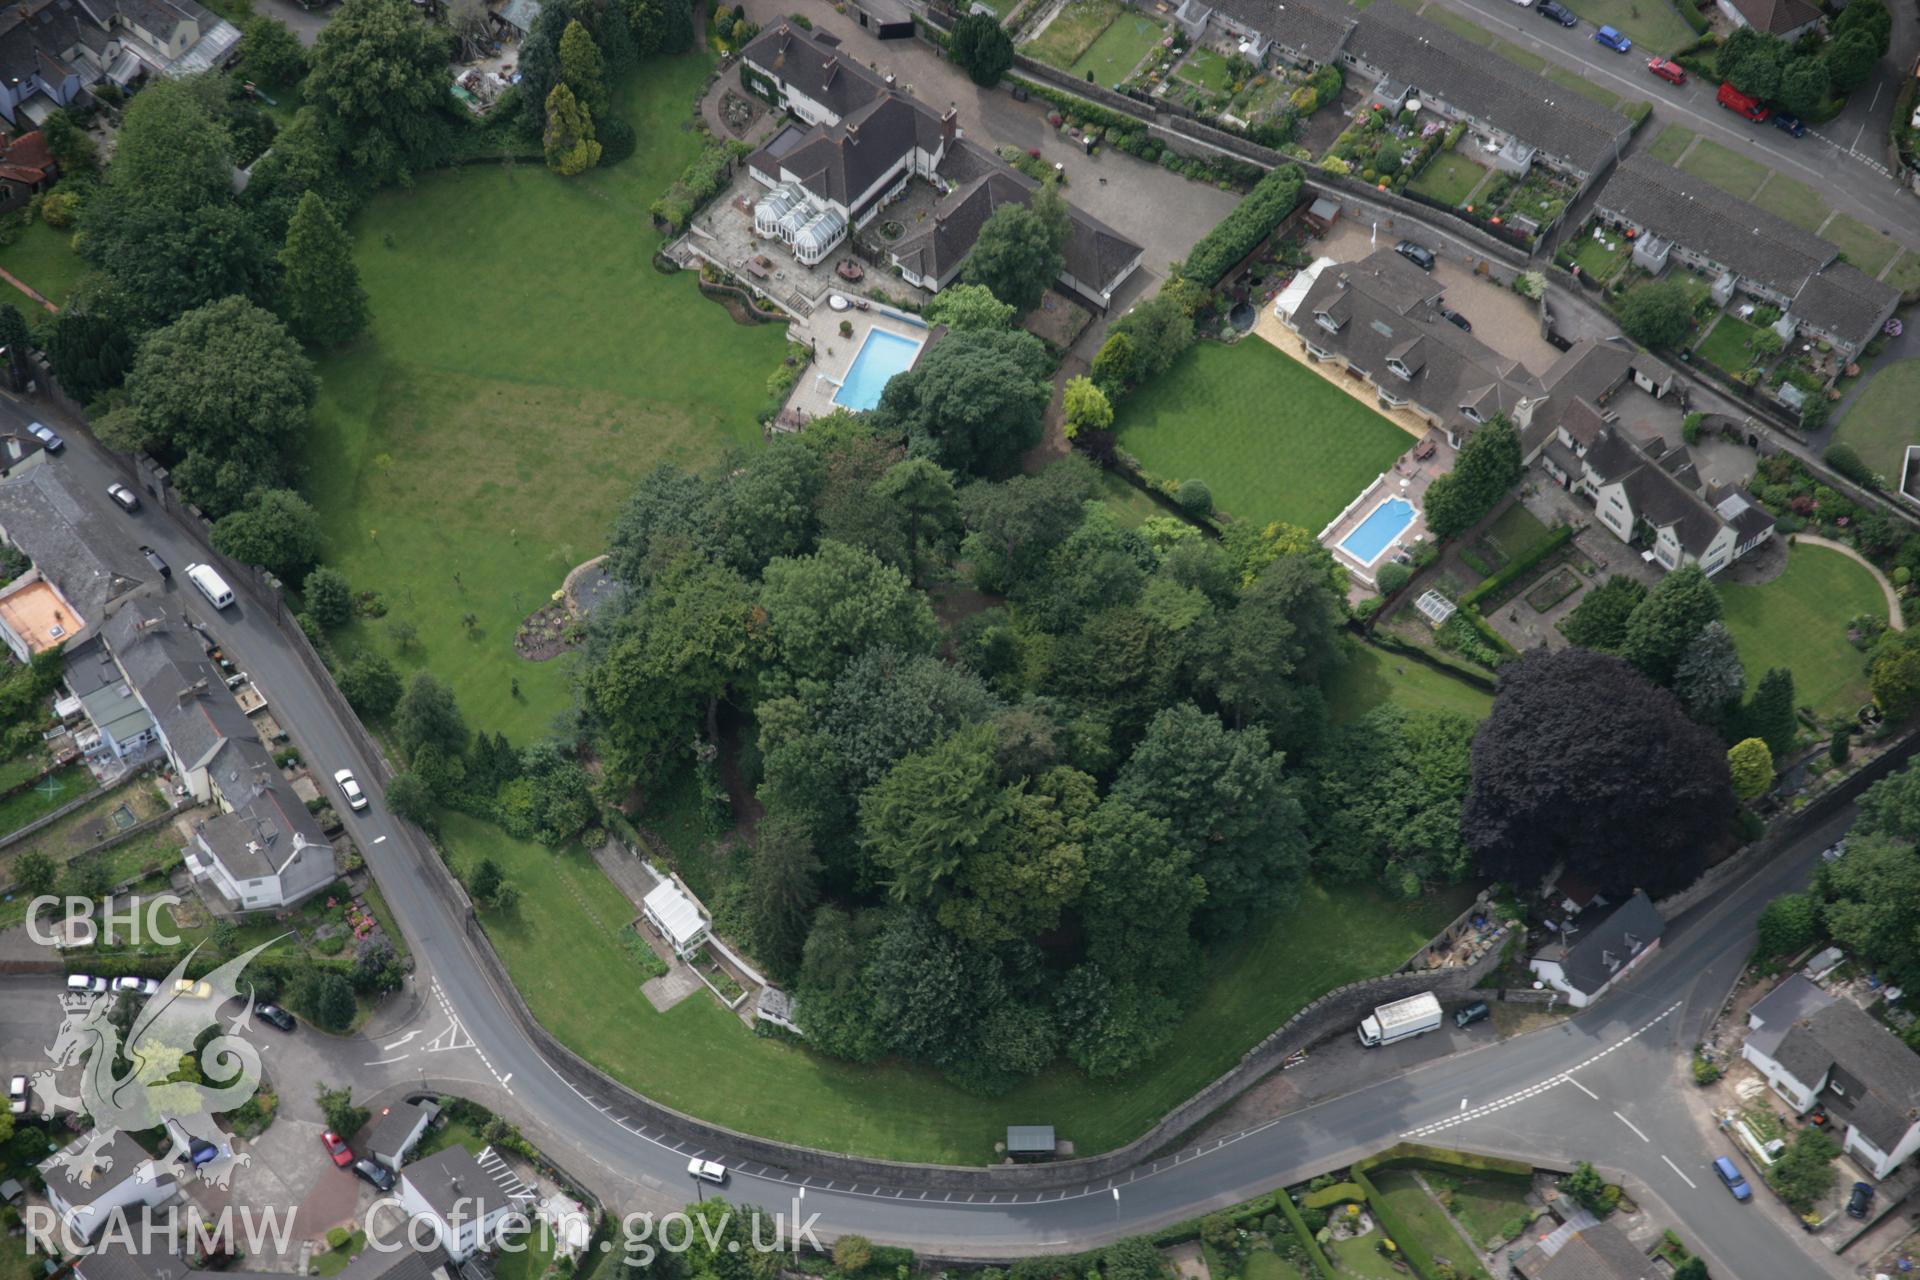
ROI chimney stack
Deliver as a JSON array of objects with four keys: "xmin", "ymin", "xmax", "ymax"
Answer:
[{"xmin": 939, "ymin": 106, "xmax": 957, "ymax": 148}]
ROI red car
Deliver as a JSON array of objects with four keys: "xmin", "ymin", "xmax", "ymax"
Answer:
[
  {"xmin": 1646, "ymin": 57, "xmax": 1686, "ymax": 85},
  {"xmin": 321, "ymin": 1131, "xmax": 352, "ymax": 1167}
]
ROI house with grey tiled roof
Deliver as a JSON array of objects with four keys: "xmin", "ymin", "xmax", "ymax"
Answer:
[
  {"xmin": 1716, "ymin": 0, "xmax": 1822, "ymax": 40},
  {"xmin": 1285, "ymin": 246, "xmax": 1543, "ymax": 446},
  {"xmin": 1595, "ymin": 156, "xmax": 1900, "ymax": 359},
  {"xmin": 1742, "ymin": 976, "xmax": 1920, "ymax": 1179},
  {"xmin": 0, "ymin": 0, "xmax": 239, "ymax": 128},
  {"xmin": 1528, "ymin": 891, "xmax": 1662, "ymax": 1009},
  {"xmin": 1513, "ymin": 1216, "xmax": 1654, "ymax": 1280},
  {"xmin": 0, "ymin": 463, "xmax": 146, "ymax": 660},
  {"xmin": 1553, "ymin": 421, "xmax": 1772, "ymax": 576},
  {"xmin": 397, "ymin": 1146, "xmax": 534, "ymax": 1263},
  {"xmin": 188, "ymin": 734, "xmax": 334, "ymax": 909},
  {"xmin": 740, "ymin": 24, "xmax": 1144, "ymax": 310}
]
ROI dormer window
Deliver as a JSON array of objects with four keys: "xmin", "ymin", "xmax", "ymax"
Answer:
[
  {"xmin": 1314, "ymin": 310, "xmax": 1342, "ymax": 334},
  {"xmin": 1387, "ymin": 358, "xmax": 1413, "ymax": 382},
  {"xmin": 1459, "ymin": 406, "xmax": 1482, "ymax": 423}
]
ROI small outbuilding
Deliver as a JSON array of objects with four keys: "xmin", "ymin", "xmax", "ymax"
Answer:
[
  {"xmin": 1006, "ymin": 1125, "xmax": 1057, "ymax": 1162},
  {"xmin": 367, "ymin": 1099, "xmax": 437, "ymax": 1171},
  {"xmin": 643, "ymin": 878, "xmax": 710, "ymax": 959},
  {"xmin": 1303, "ymin": 196, "xmax": 1341, "ymax": 236}
]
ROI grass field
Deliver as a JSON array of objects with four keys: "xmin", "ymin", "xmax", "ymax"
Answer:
[
  {"xmin": 1239, "ymin": 1249, "xmax": 1307, "ymax": 1280},
  {"xmin": 1024, "ymin": 0, "xmax": 1125, "ymax": 68},
  {"xmin": 1542, "ymin": 63, "xmax": 1623, "ymax": 109},
  {"xmin": 1821, "ymin": 213, "xmax": 1902, "ymax": 277},
  {"xmin": 1372, "ymin": 1169, "xmax": 1492, "ymax": 1279},
  {"xmin": 1327, "ymin": 642, "xmax": 1494, "ymax": 724},
  {"xmin": 1327, "ymin": 1232, "xmax": 1404, "ymax": 1279},
  {"xmin": 1568, "ymin": 229, "xmax": 1632, "ymax": 282},
  {"xmin": 0, "ymin": 764, "xmax": 96, "ymax": 841},
  {"xmin": 1408, "ymin": 150, "xmax": 1488, "ymax": 206},
  {"xmin": 1832, "ymin": 360, "xmax": 1920, "ymax": 481},
  {"xmin": 1491, "ymin": 40, "xmax": 1547, "ymax": 73},
  {"xmin": 1694, "ymin": 313, "xmax": 1767, "ymax": 374},
  {"xmin": 0, "ymin": 220, "xmax": 88, "ymax": 308},
  {"xmin": 1557, "ymin": 0, "xmax": 1695, "ymax": 53},
  {"xmin": 1095, "ymin": 468, "xmax": 1168, "ymax": 527},
  {"xmin": 1646, "ymin": 124, "xmax": 1694, "ymax": 165},
  {"xmin": 1887, "ymin": 250, "xmax": 1920, "ymax": 296},
  {"xmin": 468, "ymin": 808, "xmax": 1465, "ymax": 1161},
  {"xmin": 1720, "ymin": 545, "xmax": 1888, "ymax": 720},
  {"xmin": 1178, "ymin": 47, "xmax": 1233, "ymax": 91},
  {"xmin": 1421, "ymin": 6, "xmax": 1493, "ymax": 43},
  {"xmin": 1434, "ymin": 1175, "xmax": 1534, "ymax": 1249},
  {"xmin": 1750, "ymin": 173, "xmax": 1830, "ymax": 233},
  {"xmin": 304, "ymin": 54, "xmax": 790, "ymax": 746},
  {"xmin": 1114, "ymin": 340, "xmax": 1413, "ymax": 530},
  {"xmin": 1678, "ymin": 137, "xmax": 1769, "ymax": 200},
  {"xmin": 1068, "ymin": 9, "xmax": 1168, "ymax": 87}
]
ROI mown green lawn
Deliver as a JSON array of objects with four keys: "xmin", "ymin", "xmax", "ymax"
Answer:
[
  {"xmin": 0, "ymin": 765, "xmax": 96, "ymax": 841},
  {"xmin": 1886, "ymin": 250, "xmax": 1920, "ymax": 296},
  {"xmin": 1178, "ymin": 47, "xmax": 1234, "ymax": 91},
  {"xmin": 1556, "ymin": 0, "xmax": 1694, "ymax": 54},
  {"xmin": 1408, "ymin": 150, "xmax": 1488, "ymax": 207},
  {"xmin": 1694, "ymin": 313, "xmax": 1767, "ymax": 375},
  {"xmin": 466, "ymin": 808, "xmax": 1466, "ymax": 1162},
  {"xmin": 1568, "ymin": 230, "xmax": 1632, "ymax": 283},
  {"xmin": 1420, "ymin": 6, "xmax": 1493, "ymax": 43},
  {"xmin": 1114, "ymin": 339, "xmax": 1413, "ymax": 531},
  {"xmin": 0, "ymin": 220, "xmax": 88, "ymax": 309},
  {"xmin": 1326, "ymin": 1233, "xmax": 1403, "ymax": 1280},
  {"xmin": 1832, "ymin": 359, "xmax": 1920, "ymax": 480},
  {"xmin": 304, "ymin": 53, "xmax": 790, "ymax": 747},
  {"xmin": 1750, "ymin": 173, "xmax": 1830, "ymax": 233},
  {"xmin": 1327, "ymin": 641, "xmax": 1493, "ymax": 724},
  {"xmin": 1434, "ymin": 1174, "xmax": 1534, "ymax": 1249},
  {"xmin": 1720, "ymin": 544, "xmax": 1887, "ymax": 720},
  {"xmin": 1542, "ymin": 63, "xmax": 1623, "ymax": 109},
  {"xmin": 1646, "ymin": 124, "xmax": 1694, "ymax": 165},
  {"xmin": 1490, "ymin": 40, "xmax": 1547, "ymax": 73},
  {"xmin": 1820, "ymin": 213, "xmax": 1902, "ymax": 277},
  {"xmin": 1678, "ymin": 137, "xmax": 1769, "ymax": 200},
  {"xmin": 1069, "ymin": 9, "xmax": 1168, "ymax": 87}
]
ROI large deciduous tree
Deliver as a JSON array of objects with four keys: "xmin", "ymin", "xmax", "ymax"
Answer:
[
  {"xmin": 874, "ymin": 329, "xmax": 1051, "ymax": 479},
  {"xmin": 961, "ymin": 184, "xmax": 1069, "ymax": 313},
  {"xmin": 211, "ymin": 488, "xmax": 325, "ymax": 582},
  {"xmin": 116, "ymin": 296, "xmax": 317, "ymax": 516},
  {"xmin": 758, "ymin": 540, "xmax": 939, "ymax": 690},
  {"xmin": 1621, "ymin": 564, "xmax": 1722, "ymax": 686},
  {"xmin": 1560, "ymin": 575, "xmax": 1646, "ymax": 652},
  {"xmin": 241, "ymin": 14, "xmax": 309, "ymax": 86},
  {"xmin": 1420, "ymin": 418, "xmax": 1520, "ymax": 540},
  {"xmin": 1618, "ymin": 278, "xmax": 1697, "ymax": 349},
  {"xmin": 393, "ymin": 671, "xmax": 468, "ymax": 761},
  {"xmin": 305, "ymin": 0, "xmax": 457, "ymax": 185},
  {"xmin": 1817, "ymin": 831, "xmax": 1920, "ymax": 986},
  {"xmin": 950, "ymin": 12, "xmax": 1014, "ymax": 86},
  {"xmin": 1463, "ymin": 649, "xmax": 1730, "ymax": 895},
  {"xmin": 1312, "ymin": 707, "xmax": 1476, "ymax": 896},
  {"xmin": 924, "ymin": 283, "xmax": 1015, "ymax": 333},
  {"xmin": 869, "ymin": 457, "xmax": 956, "ymax": 587},
  {"xmin": 278, "ymin": 190, "xmax": 369, "ymax": 347}
]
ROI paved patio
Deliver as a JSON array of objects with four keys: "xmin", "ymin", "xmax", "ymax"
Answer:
[{"xmin": 782, "ymin": 305, "xmax": 932, "ymax": 425}]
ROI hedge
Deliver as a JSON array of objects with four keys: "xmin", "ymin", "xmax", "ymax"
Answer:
[
  {"xmin": 1677, "ymin": 0, "xmax": 1710, "ymax": 34},
  {"xmin": 1301, "ymin": 1182, "xmax": 1367, "ymax": 1210},
  {"xmin": 1354, "ymin": 1143, "xmax": 1534, "ymax": 1181},
  {"xmin": 1351, "ymin": 1167, "xmax": 1493, "ymax": 1280},
  {"xmin": 1275, "ymin": 1189, "xmax": 1336, "ymax": 1279},
  {"xmin": 1824, "ymin": 442, "xmax": 1876, "ymax": 488},
  {"xmin": 1457, "ymin": 525, "xmax": 1576, "ymax": 609},
  {"xmin": 1182, "ymin": 164, "xmax": 1305, "ymax": 288}
]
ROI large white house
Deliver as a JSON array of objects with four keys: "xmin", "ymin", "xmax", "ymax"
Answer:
[
  {"xmin": 1528, "ymin": 891, "xmax": 1663, "ymax": 1009},
  {"xmin": 1742, "ymin": 975, "xmax": 1920, "ymax": 1180},
  {"xmin": 38, "ymin": 1132, "xmax": 176, "ymax": 1244},
  {"xmin": 397, "ymin": 1146, "xmax": 534, "ymax": 1263}
]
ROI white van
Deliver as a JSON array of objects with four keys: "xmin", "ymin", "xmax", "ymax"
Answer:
[{"xmin": 185, "ymin": 563, "xmax": 235, "ymax": 609}]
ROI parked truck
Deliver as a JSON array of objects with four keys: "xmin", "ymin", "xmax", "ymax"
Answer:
[{"xmin": 1357, "ymin": 992, "xmax": 1443, "ymax": 1047}]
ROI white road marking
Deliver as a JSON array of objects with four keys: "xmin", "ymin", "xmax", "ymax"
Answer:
[
  {"xmin": 372, "ymin": 835, "xmax": 388, "ymax": 845},
  {"xmin": 1562, "ymin": 1076, "xmax": 1598, "ymax": 1100},
  {"xmin": 500, "ymin": 1073, "xmax": 512, "ymax": 1087},
  {"xmin": 363, "ymin": 1055, "xmax": 411, "ymax": 1066},
  {"xmin": 1459, "ymin": 1098, "xmax": 1468, "ymax": 1111},
  {"xmin": 1613, "ymin": 1111, "xmax": 1649, "ymax": 1143},
  {"xmin": 382, "ymin": 1030, "xmax": 423, "ymax": 1051},
  {"xmin": 1661, "ymin": 1155, "xmax": 1697, "ymax": 1189}
]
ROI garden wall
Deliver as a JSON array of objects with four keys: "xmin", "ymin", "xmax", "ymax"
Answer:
[{"xmin": 0, "ymin": 782, "xmax": 104, "ymax": 853}]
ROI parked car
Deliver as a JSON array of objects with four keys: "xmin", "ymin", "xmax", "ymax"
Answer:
[
  {"xmin": 1453, "ymin": 1001, "xmax": 1491, "ymax": 1028},
  {"xmin": 139, "ymin": 545, "xmax": 171, "ymax": 578},
  {"xmin": 334, "ymin": 768, "xmax": 368, "ymax": 812},
  {"xmin": 1646, "ymin": 56, "xmax": 1686, "ymax": 85},
  {"xmin": 1821, "ymin": 839, "xmax": 1848, "ymax": 862},
  {"xmin": 1537, "ymin": 2, "xmax": 1578, "ymax": 24},
  {"xmin": 1847, "ymin": 1181, "xmax": 1874, "ymax": 1219},
  {"xmin": 107, "ymin": 483, "xmax": 140, "ymax": 513},
  {"xmin": 1713, "ymin": 1156, "xmax": 1752, "ymax": 1201},
  {"xmin": 1394, "ymin": 239, "xmax": 1436, "ymax": 271},
  {"xmin": 1717, "ymin": 81, "xmax": 1769, "ymax": 122},
  {"xmin": 8, "ymin": 1075, "xmax": 28, "ymax": 1116},
  {"xmin": 112, "ymin": 976, "xmax": 159, "ymax": 996},
  {"xmin": 1440, "ymin": 306, "xmax": 1472, "ymax": 332},
  {"xmin": 321, "ymin": 1131, "xmax": 353, "ymax": 1168},
  {"xmin": 66, "ymin": 974, "xmax": 108, "ymax": 995},
  {"xmin": 351, "ymin": 1158, "xmax": 395, "ymax": 1192},
  {"xmin": 172, "ymin": 978, "xmax": 212, "ymax": 999},
  {"xmin": 687, "ymin": 1157, "xmax": 729, "ymax": 1185},
  {"xmin": 257, "ymin": 1004, "xmax": 296, "ymax": 1033},
  {"xmin": 1592, "ymin": 25, "xmax": 1631, "ymax": 51},
  {"xmin": 25, "ymin": 421, "xmax": 62, "ymax": 453},
  {"xmin": 1772, "ymin": 112, "xmax": 1806, "ymax": 137}
]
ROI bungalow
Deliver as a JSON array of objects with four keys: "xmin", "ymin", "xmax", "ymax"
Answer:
[
  {"xmin": 39, "ymin": 1132, "xmax": 176, "ymax": 1243},
  {"xmin": 1595, "ymin": 157, "xmax": 1900, "ymax": 360},
  {"xmin": 1741, "ymin": 975, "xmax": 1920, "ymax": 1179},
  {"xmin": 366, "ymin": 1100, "xmax": 437, "ymax": 1172},
  {"xmin": 397, "ymin": 1146, "xmax": 534, "ymax": 1263},
  {"xmin": 1716, "ymin": 0, "xmax": 1823, "ymax": 42},
  {"xmin": 1528, "ymin": 890, "xmax": 1663, "ymax": 1009},
  {"xmin": 1513, "ymin": 1217, "xmax": 1654, "ymax": 1280}
]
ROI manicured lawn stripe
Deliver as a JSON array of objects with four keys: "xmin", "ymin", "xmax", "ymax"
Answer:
[
  {"xmin": 469, "ymin": 807, "xmax": 1465, "ymax": 1161},
  {"xmin": 1677, "ymin": 137, "xmax": 1769, "ymax": 200},
  {"xmin": 1749, "ymin": 173, "xmax": 1830, "ymax": 233},
  {"xmin": 1070, "ymin": 10, "xmax": 1168, "ymax": 87},
  {"xmin": 1557, "ymin": 0, "xmax": 1695, "ymax": 53},
  {"xmin": 1372, "ymin": 1169, "xmax": 1491, "ymax": 1279},
  {"xmin": 1114, "ymin": 339, "xmax": 1413, "ymax": 531},
  {"xmin": 1820, "ymin": 213, "xmax": 1901, "ymax": 277},
  {"xmin": 1645, "ymin": 124, "xmax": 1694, "ymax": 165},
  {"xmin": 1178, "ymin": 47, "xmax": 1234, "ymax": 91},
  {"xmin": 1693, "ymin": 312, "xmax": 1765, "ymax": 375},
  {"xmin": 1832, "ymin": 359, "xmax": 1920, "ymax": 481},
  {"xmin": 1327, "ymin": 642, "xmax": 1493, "ymax": 723},
  {"xmin": 1420, "ymin": 6, "xmax": 1494, "ymax": 43},
  {"xmin": 1542, "ymin": 63, "xmax": 1621, "ymax": 109},
  {"xmin": 1492, "ymin": 40, "xmax": 1547, "ymax": 72},
  {"xmin": 1720, "ymin": 545, "xmax": 1887, "ymax": 720},
  {"xmin": 1886, "ymin": 250, "xmax": 1920, "ymax": 296}
]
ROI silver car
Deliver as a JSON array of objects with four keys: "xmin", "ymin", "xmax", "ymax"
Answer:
[{"xmin": 26, "ymin": 421, "xmax": 63, "ymax": 452}]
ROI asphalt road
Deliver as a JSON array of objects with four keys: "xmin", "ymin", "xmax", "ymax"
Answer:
[{"xmin": 8, "ymin": 393, "xmax": 1880, "ymax": 1276}]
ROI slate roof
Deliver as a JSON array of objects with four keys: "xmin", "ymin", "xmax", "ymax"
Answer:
[
  {"xmin": 741, "ymin": 24, "xmax": 891, "ymax": 122},
  {"xmin": 1771, "ymin": 1000, "xmax": 1920, "ymax": 1150},
  {"xmin": 402, "ymin": 1146, "xmax": 533, "ymax": 1222},
  {"xmin": 64, "ymin": 635, "xmax": 155, "ymax": 746},
  {"xmin": 0, "ymin": 465, "xmax": 145, "ymax": 629},
  {"xmin": 196, "ymin": 734, "xmax": 331, "ymax": 894},
  {"xmin": 0, "ymin": 425, "xmax": 43, "ymax": 473},
  {"xmin": 774, "ymin": 90, "xmax": 944, "ymax": 212},
  {"xmin": 1539, "ymin": 341, "xmax": 1634, "ymax": 408},
  {"xmin": 1745, "ymin": 973, "xmax": 1834, "ymax": 1061},
  {"xmin": 1789, "ymin": 262, "xmax": 1900, "ymax": 350},
  {"xmin": 40, "ymin": 1133, "xmax": 165, "ymax": 1210},
  {"xmin": 1536, "ymin": 890, "xmax": 1662, "ymax": 995},
  {"xmin": 106, "ymin": 600, "xmax": 252, "ymax": 773},
  {"xmin": 1598, "ymin": 156, "xmax": 1833, "ymax": 297},
  {"xmin": 1515, "ymin": 1220, "xmax": 1654, "ymax": 1280},
  {"xmin": 73, "ymin": 1239, "xmax": 192, "ymax": 1280},
  {"xmin": 366, "ymin": 1101, "xmax": 433, "ymax": 1162},
  {"xmin": 334, "ymin": 1242, "xmax": 457, "ymax": 1280},
  {"xmin": 1722, "ymin": 0, "xmax": 1822, "ymax": 33},
  {"xmin": 1294, "ymin": 247, "xmax": 1541, "ymax": 435},
  {"xmin": 1345, "ymin": 2, "xmax": 1632, "ymax": 175},
  {"xmin": 1581, "ymin": 427, "xmax": 1727, "ymax": 556},
  {"xmin": 1209, "ymin": 0, "xmax": 1353, "ymax": 63}
]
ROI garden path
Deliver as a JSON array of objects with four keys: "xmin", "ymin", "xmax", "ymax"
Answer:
[{"xmin": 1795, "ymin": 534, "xmax": 1904, "ymax": 630}]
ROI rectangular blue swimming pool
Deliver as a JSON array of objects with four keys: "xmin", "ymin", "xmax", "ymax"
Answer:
[
  {"xmin": 1339, "ymin": 496, "xmax": 1416, "ymax": 566},
  {"xmin": 834, "ymin": 328, "xmax": 924, "ymax": 411}
]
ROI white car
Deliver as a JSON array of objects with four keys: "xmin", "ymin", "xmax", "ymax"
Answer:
[
  {"xmin": 1821, "ymin": 839, "xmax": 1848, "ymax": 862},
  {"xmin": 7, "ymin": 1076, "xmax": 27, "ymax": 1116},
  {"xmin": 334, "ymin": 769, "xmax": 368, "ymax": 812},
  {"xmin": 687, "ymin": 1157, "xmax": 728, "ymax": 1185},
  {"xmin": 113, "ymin": 976, "xmax": 159, "ymax": 995},
  {"xmin": 65, "ymin": 974, "xmax": 108, "ymax": 994},
  {"xmin": 106, "ymin": 483, "xmax": 140, "ymax": 513}
]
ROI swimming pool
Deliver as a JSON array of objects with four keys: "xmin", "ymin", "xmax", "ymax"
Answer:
[
  {"xmin": 834, "ymin": 328, "xmax": 924, "ymax": 411},
  {"xmin": 1339, "ymin": 496, "xmax": 1417, "ymax": 566}
]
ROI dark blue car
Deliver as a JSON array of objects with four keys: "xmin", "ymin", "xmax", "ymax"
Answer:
[{"xmin": 1773, "ymin": 112, "xmax": 1807, "ymax": 137}]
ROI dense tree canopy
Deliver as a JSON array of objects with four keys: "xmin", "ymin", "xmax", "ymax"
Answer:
[
  {"xmin": 962, "ymin": 184, "xmax": 1069, "ymax": 313},
  {"xmin": 1422, "ymin": 418, "xmax": 1520, "ymax": 540},
  {"xmin": 873, "ymin": 329, "xmax": 1052, "ymax": 479},
  {"xmin": 951, "ymin": 12, "xmax": 1014, "ymax": 86},
  {"xmin": 1463, "ymin": 649, "xmax": 1730, "ymax": 895},
  {"xmin": 278, "ymin": 190, "xmax": 369, "ymax": 347},
  {"xmin": 1621, "ymin": 564, "xmax": 1722, "ymax": 686},
  {"xmin": 305, "ymin": 0, "xmax": 457, "ymax": 184},
  {"xmin": 1312, "ymin": 707, "xmax": 1475, "ymax": 895},
  {"xmin": 1618, "ymin": 279, "xmax": 1697, "ymax": 349}
]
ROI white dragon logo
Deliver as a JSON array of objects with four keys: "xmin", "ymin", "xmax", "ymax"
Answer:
[{"xmin": 36, "ymin": 939, "xmax": 286, "ymax": 1190}]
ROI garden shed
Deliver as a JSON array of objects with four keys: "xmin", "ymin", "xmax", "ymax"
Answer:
[
  {"xmin": 1006, "ymin": 1125, "xmax": 1057, "ymax": 1161},
  {"xmin": 643, "ymin": 879, "xmax": 710, "ymax": 958}
]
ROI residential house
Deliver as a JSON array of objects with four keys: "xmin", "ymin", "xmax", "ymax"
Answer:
[
  {"xmin": 59, "ymin": 637, "xmax": 159, "ymax": 763},
  {"xmin": 1284, "ymin": 246, "xmax": 1543, "ymax": 445},
  {"xmin": 39, "ymin": 1132, "xmax": 177, "ymax": 1243},
  {"xmin": 1172, "ymin": 0, "xmax": 1631, "ymax": 189},
  {"xmin": 1741, "ymin": 975, "xmax": 1920, "ymax": 1179},
  {"xmin": 0, "ymin": 128, "xmax": 52, "ymax": 211},
  {"xmin": 367, "ymin": 1100, "xmax": 437, "ymax": 1172},
  {"xmin": 1528, "ymin": 890, "xmax": 1663, "ymax": 1009},
  {"xmin": 1513, "ymin": 1216, "xmax": 1653, "ymax": 1280},
  {"xmin": 397, "ymin": 1146, "xmax": 534, "ymax": 1263},
  {"xmin": 1716, "ymin": 0, "xmax": 1823, "ymax": 42},
  {"xmin": 0, "ymin": 0, "xmax": 240, "ymax": 129},
  {"xmin": 0, "ymin": 463, "xmax": 144, "ymax": 660},
  {"xmin": 103, "ymin": 601, "xmax": 253, "ymax": 802},
  {"xmin": 0, "ymin": 423, "xmax": 45, "ymax": 477},
  {"xmin": 1595, "ymin": 156, "xmax": 1900, "ymax": 359},
  {"xmin": 186, "ymin": 733, "xmax": 334, "ymax": 909},
  {"xmin": 738, "ymin": 25, "xmax": 1144, "ymax": 310},
  {"xmin": 1541, "ymin": 419, "xmax": 1774, "ymax": 575}
]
